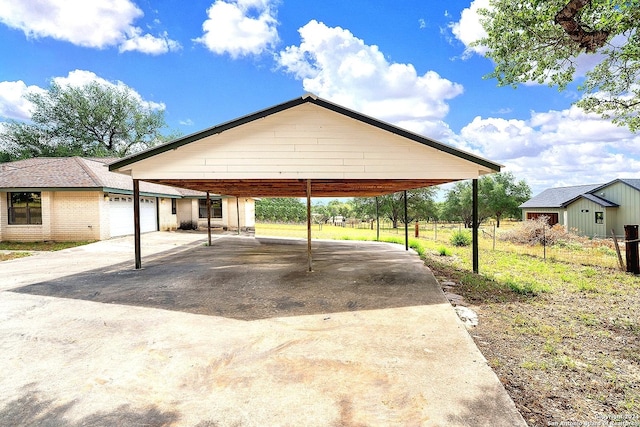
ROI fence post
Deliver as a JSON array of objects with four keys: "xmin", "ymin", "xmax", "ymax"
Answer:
[
  {"xmin": 624, "ymin": 225, "xmax": 639, "ymax": 274},
  {"xmin": 611, "ymin": 229, "xmax": 625, "ymax": 271},
  {"xmin": 493, "ymin": 222, "xmax": 496, "ymax": 251}
]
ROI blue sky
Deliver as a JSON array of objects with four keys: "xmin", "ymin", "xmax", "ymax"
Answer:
[{"xmin": 1, "ymin": 0, "xmax": 639, "ymax": 197}]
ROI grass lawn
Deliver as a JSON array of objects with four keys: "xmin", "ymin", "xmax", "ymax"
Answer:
[
  {"xmin": 257, "ymin": 222, "xmax": 640, "ymax": 426},
  {"xmin": 0, "ymin": 241, "xmax": 95, "ymax": 262}
]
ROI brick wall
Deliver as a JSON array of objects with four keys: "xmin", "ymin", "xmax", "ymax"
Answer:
[
  {"xmin": 50, "ymin": 191, "xmax": 102, "ymax": 241},
  {"xmin": 158, "ymin": 197, "xmax": 178, "ymax": 231},
  {"xmin": 98, "ymin": 193, "xmax": 111, "ymax": 240},
  {"xmin": 0, "ymin": 191, "xmax": 102, "ymax": 242},
  {"xmin": 0, "ymin": 191, "xmax": 52, "ymax": 242}
]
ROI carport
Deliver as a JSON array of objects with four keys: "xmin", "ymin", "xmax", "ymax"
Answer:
[{"xmin": 109, "ymin": 94, "xmax": 501, "ymax": 271}]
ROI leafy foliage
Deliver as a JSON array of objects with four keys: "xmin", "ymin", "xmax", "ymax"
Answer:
[
  {"xmin": 476, "ymin": 0, "xmax": 640, "ymax": 131},
  {"xmin": 482, "ymin": 172, "xmax": 531, "ymax": 227},
  {"xmin": 450, "ymin": 230, "xmax": 472, "ymax": 247},
  {"xmin": 255, "ymin": 198, "xmax": 307, "ymax": 223},
  {"xmin": 438, "ymin": 246, "xmax": 452, "ymax": 256},
  {"xmin": 352, "ymin": 187, "xmax": 438, "ymax": 228},
  {"xmin": 0, "ymin": 81, "xmax": 169, "ymax": 159},
  {"xmin": 440, "ymin": 173, "xmax": 531, "ymax": 227},
  {"xmin": 313, "ymin": 200, "xmax": 354, "ymax": 221}
]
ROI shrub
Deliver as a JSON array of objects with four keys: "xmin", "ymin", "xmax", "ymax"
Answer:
[
  {"xmin": 499, "ymin": 217, "xmax": 576, "ymax": 246},
  {"xmin": 438, "ymin": 246, "xmax": 452, "ymax": 256},
  {"xmin": 597, "ymin": 245, "xmax": 616, "ymax": 256},
  {"xmin": 179, "ymin": 220, "xmax": 198, "ymax": 230},
  {"xmin": 450, "ymin": 230, "xmax": 472, "ymax": 247},
  {"xmin": 506, "ymin": 279, "xmax": 549, "ymax": 296}
]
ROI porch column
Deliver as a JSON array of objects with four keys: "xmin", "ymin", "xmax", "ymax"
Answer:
[{"xmin": 133, "ymin": 179, "xmax": 142, "ymax": 269}]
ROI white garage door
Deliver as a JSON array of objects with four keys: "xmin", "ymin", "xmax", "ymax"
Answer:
[{"xmin": 109, "ymin": 195, "xmax": 158, "ymax": 237}]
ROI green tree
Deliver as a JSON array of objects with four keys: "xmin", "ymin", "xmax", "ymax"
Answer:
[
  {"xmin": 483, "ymin": 172, "xmax": 532, "ymax": 227},
  {"xmin": 476, "ymin": 0, "xmax": 640, "ymax": 131},
  {"xmin": 0, "ymin": 80, "xmax": 168, "ymax": 159},
  {"xmin": 441, "ymin": 181, "xmax": 492, "ymax": 227},
  {"xmin": 325, "ymin": 200, "xmax": 354, "ymax": 219},
  {"xmin": 441, "ymin": 174, "xmax": 531, "ymax": 227},
  {"xmin": 311, "ymin": 202, "xmax": 330, "ymax": 226},
  {"xmin": 353, "ymin": 187, "xmax": 438, "ymax": 228},
  {"xmin": 255, "ymin": 198, "xmax": 307, "ymax": 223}
]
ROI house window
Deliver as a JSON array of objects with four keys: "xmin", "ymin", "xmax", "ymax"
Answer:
[
  {"xmin": 8, "ymin": 192, "xmax": 42, "ymax": 225},
  {"xmin": 595, "ymin": 212, "xmax": 604, "ymax": 224},
  {"xmin": 171, "ymin": 198, "xmax": 177, "ymax": 215},
  {"xmin": 199, "ymin": 198, "xmax": 222, "ymax": 219}
]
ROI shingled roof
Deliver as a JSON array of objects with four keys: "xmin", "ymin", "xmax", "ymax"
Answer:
[
  {"xmin": 0, "ymin": 157, "xmax": 205, "ymax": 198},
  {"xmin": 520, "ymin": 184, "xmax": 601, "ymax": 208},
  {"xmin": 520, "ymin": 179, "xmax": 640, "ymax": 209}
]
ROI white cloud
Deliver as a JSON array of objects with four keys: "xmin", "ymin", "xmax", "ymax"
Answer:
[
  {"xmin": 0, "ymin": 81, "xmax": 44, "ymax": 121},
  {"xmin": 0, "ymin": 70, "xmax": 164, "ymax": 121},
  {"xmin": 277, "ymin": 20, "xmax": 463, "ymax": 139},
  {"xmin": 449, "ymin": 0, "xmax": 489, "ymax": 58},
  {"xmin": 119, "ymin": 30, "xmax": 182, "ymax": 55},
  {"xmin": 0, "ymin": 0, "xmax": 180, "ymax": 54},
  {"xmin": 455, "ymin": 104, "xmax": 640, "ymax": 195},
  {"xmin": 194, "ymin": 0, "xmax": 279, "ymax": 58}
]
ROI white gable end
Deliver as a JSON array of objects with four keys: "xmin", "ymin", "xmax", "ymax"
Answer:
[{"xmin": 128, "ymin": 103, "xmax": 489, "ymax": 181}]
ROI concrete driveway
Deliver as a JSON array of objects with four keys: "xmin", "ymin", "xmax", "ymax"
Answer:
[{"xmin": 0, "ymin": 232, "xmax": 525, "ymax": 426}]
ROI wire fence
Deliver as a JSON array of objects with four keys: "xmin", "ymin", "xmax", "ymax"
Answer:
[{"xmin": 257, "ymin": 220, "xmax": 624, "ymax": 270}]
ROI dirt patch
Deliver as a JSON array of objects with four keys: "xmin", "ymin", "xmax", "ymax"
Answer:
[{"xmin": 429, "ymin": 261, "xmax": 640, "ymax": 427}]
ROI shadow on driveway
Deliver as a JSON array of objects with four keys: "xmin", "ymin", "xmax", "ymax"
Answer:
[
  {"xmin": 12, "ymin": 237, "xmax": 446, "ymax": 321},
  {"xmin": 0, "ymin": 386, "xmax": 180, "ymax": 427}
]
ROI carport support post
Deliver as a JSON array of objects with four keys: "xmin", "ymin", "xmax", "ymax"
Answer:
[
  {"xmin": 307, "ymin": 179, "xmax": 313, "ymax": 272},
  {"xmin": 404, "ymin": 190, "xmax": 408, "ymax": 251},
  {"xmin": 236, "ymin": 197, "xmax": 241, "ymax": 235},
  {"xmin": 376, "ymin": 197, "xmax": 380, "ymax": 241},
  {"xmin": 206, "ymin": 192, "xmax": 212, "ymax": 246},
  {"xmin": 133, "ymin": 179, "xmax": 142, "ymax": 269},
  {"xmin": 472, "ymin": 179, "xmax": 479, "ymax": 274}
]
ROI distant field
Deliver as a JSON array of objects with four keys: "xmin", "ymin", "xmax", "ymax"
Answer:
[{"xmin": 256, "ymin": 221, "xmax": 621, "ymax": 270}]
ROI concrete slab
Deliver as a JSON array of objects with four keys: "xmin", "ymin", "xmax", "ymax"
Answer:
[{"xmin": 0, "ymin": 232, "xmax": 526, "ymax": 426}]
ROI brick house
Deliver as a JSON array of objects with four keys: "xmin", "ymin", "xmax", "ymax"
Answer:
[{"xmin": 0, "ymin": 157, "xmax": 255, "ymax": 242}]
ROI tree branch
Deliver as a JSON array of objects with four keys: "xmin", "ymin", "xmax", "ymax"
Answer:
[{"xmin": 554, "ymin": 0, "xmax": 609, "ymax": 53}]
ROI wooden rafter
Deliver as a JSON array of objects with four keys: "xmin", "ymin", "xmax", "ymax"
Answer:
[{"xmin": 145, "ymin": 178, "xmax": 456, "ymax": 198}]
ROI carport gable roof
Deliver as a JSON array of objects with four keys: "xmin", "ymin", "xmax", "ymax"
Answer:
[{"xmin": 109, "ymin": 94, "xmax": 502, "ymax": 197}]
